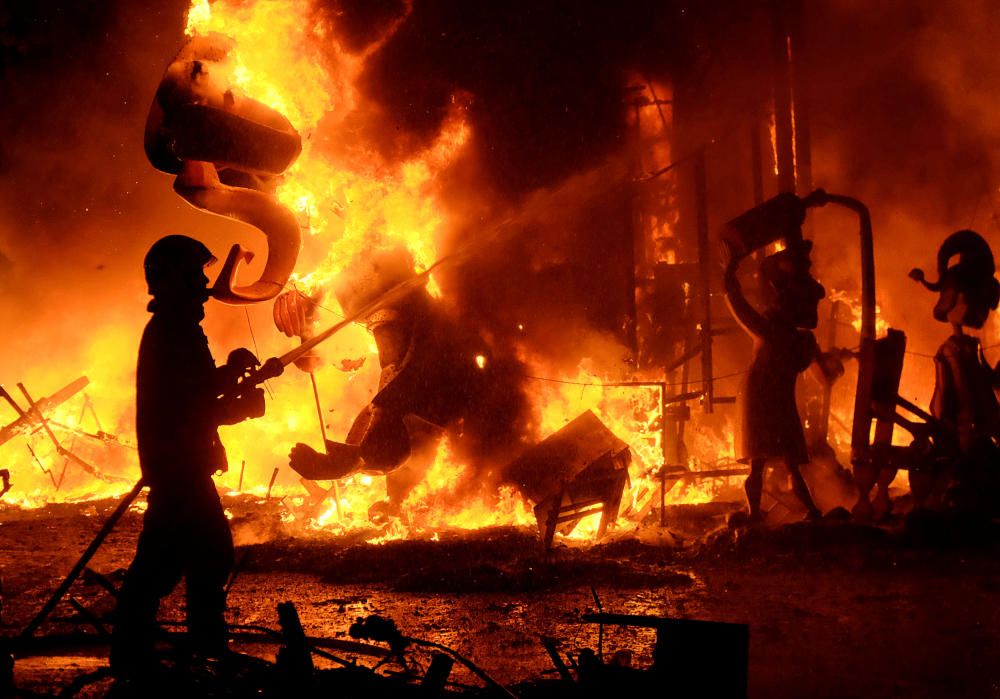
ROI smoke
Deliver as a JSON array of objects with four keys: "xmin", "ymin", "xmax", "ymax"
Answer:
[
  {"xmin": 0, "ymin": 0, "xmax": 245, "ymax": 367},
  {"xmin": 307, "ymin": 0, "xmax": 680, "ymax": 385},
  {"xmin": 334, "ymin": 0, "xmax": 669, "ymax": 196},
  {"xmin": 0, "ymin": 0, "xmax": 292, "ymax": 497},
  {"xmin": 807, "ymin": 0, "xmax": 1000, "ymax": 408}
]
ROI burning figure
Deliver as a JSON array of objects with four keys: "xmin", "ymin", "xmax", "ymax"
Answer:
[
  {"xmin": 286, "ymin": 247, "xmax": 525, "ymax": 520},
  {"xmin": 145, "ymin": 34, "xmax": 303, "ymax": 305},
  {"xmin": 725, "ymin": 240, "xmax": 843, "ymax": 523},
  {"xmin": 909, "ymin": 230, "xmax": 1000, "ymax": 512},
  {"xmin": 112, "ymin": 236, "xmax": 282, "ymax": 677}
]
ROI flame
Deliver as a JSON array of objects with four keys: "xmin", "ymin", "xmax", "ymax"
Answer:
[
  {"xmin": 180, "ymin": 0, "xmax": 733, "ymax": 539},
  {"xmin": 1, "ymin": 0, "xmax": 756, "ymax": 542},
  {"xmin": 827, "ymin": 288, "xmax": 889, "ymax": 338}
]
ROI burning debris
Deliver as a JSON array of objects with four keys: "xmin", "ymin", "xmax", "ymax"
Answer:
[
  {"xmin": 287, "ymin": 246, "xmax": 532, "ymax": 522},
  {"xmin": 0, "ymin": 377, "xmax": 90, "ymax": 449},
  {"xmin": 0, "ymin": 377, "xmax": 133, "ymax": 492},
  {"xmin": 505, "ymin": 411, "xmax": 630, "ymax": 550},
  {"xmin": 7, "ymin": 591, "xmax": 749, "ymax": 698}
]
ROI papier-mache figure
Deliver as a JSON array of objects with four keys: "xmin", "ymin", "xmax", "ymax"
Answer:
[
  {"xmin": 285, "ymin": 247, "xmax": 528, "ymax": 522},
  {"xmin": 722, "ymin": 193, "xmax": 845, "ymax": 524},
  {"xmin": 909, "ymin": 229, "xmax": 1000, "ymax": 512}
]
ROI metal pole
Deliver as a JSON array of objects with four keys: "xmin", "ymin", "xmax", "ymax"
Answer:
[
  {"xmin": 660, "ymin": 382, "xmax": 668, "ymax": 527},
  {"xmin": 818, "ymin": 300, "xmax": 841, "ymax": 443},
  {"xmin": 750, "ymin": 118, "xmax": 764, "ymax": 206},
  {"xmin": 770, "ymin": 0, "xmax": 797, "ymax": 194},
  {"xmin": 694, "ymin": 150, "xmax": 715, "ymax": 412},
  {"xmin": 310, "ymin": 374, "xmax": 341, "ymax": 519},
  {"xmin": 786, "ymin": 0, "xmax": 812, "ymax": 193}
]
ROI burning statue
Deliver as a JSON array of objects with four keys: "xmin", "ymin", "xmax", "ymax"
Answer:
[
  {"xmin": 723, "ymin": 194, "xmax": 846, "ymax": 524},
  {"xmin": 909, "ymin": 230, "xmax": 1000, "ymax": 513},
  {"xmin": 144, "ymin": 33, "xmax": 303, "ymax": 305},
  {"xmin": 283, "ymin": 247, "xmax": 530, "ymax": 520}
]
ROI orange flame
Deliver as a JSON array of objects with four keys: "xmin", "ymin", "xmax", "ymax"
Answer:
[{"xmin": 2, "ymin": 0, "xmax": 752, "ymax": 543}]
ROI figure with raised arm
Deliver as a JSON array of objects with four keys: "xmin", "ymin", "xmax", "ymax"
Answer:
[{"xmin": 725, "ymin": 240, "xmax": 843, "ymax": 523}]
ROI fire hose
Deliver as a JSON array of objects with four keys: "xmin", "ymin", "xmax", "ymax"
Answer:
[{"xmin": 242, "ymin": 252, "xmax": 460, "ymax": 389}]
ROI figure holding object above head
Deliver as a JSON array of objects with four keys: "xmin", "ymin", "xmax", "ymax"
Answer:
[{"xmin": 724, "ymin": 225, "xmax": 845, "ymax": 524}]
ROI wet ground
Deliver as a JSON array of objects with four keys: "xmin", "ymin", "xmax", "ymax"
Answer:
[{"xmin": 1, "ymin": 494, "xmax": 998, "ymax": 698}]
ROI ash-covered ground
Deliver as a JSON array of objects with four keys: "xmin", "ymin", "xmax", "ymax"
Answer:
[{"xmin": 1, "ymin": 493, "xmax": 998, "ymax": 698}]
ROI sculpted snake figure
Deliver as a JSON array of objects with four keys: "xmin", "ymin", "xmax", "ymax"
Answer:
[{"xmin": 144, "ymin": 33, "xmax": 303, "ymax": 305}]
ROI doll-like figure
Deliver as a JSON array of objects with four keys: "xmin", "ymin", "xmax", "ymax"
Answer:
[
  {"xmin": 725, "ymin": 241, "xmax": 844, "ymax": 523},
  {"xmin": 910, "ymin": 230, "xmax": 1000, "ymax": 512}
]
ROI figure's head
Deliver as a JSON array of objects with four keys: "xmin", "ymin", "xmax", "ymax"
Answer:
[
  {"xmin": 333, "ymin": 245, "xmax": 428, "ymax": 328},
  {"xmin": 910, "ymin": 229, "xmax": 1000, "ymax": 329},
  {"xmin": 760, "ymin": 240, "xmax": 825, "ymax": 329},
  {"xmin": 144, "ymin": 235, "xmax": 216, "ymax": 307}
]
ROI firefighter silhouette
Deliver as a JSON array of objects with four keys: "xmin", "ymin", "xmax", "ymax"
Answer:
[{"xmin": 111, "ymin": 235, "xmax": 282, "ymax": 677}]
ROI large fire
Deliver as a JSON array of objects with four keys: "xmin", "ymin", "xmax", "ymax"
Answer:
[{"xmin": 1, "ymin": 0, "xmax": 784, "ymax": 542}]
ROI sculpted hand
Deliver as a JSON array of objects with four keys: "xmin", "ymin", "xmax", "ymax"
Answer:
[
  {"xmin": 289, "ymin": 442, "xmax": 359, "ymax": 480},
  {"xmin": 290, "ymin": 442, "xmax": 320, "ymax": 466}
]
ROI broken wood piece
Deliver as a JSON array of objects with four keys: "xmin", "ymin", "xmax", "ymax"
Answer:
[
  {"xmin": 276, "ymin": 601, "xmax": 315, "ymax": 680},
  {"xmin": 298, "ymin": 477, "xmax": 328, "ymax": 503},
  {"xmin": 0, "ymin": 377, "xmax": 89, "ymax": 448},
  {"xmin": 266, "ymin": 467, "xmax": 279, "ymax": 500},
  {"xmin": 505, "ymin": 410, "xmax": 631, "ymax": 549},
  {"xmin": 540, "ymin": 637, "xmax": 575, "ymax": 684}
]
